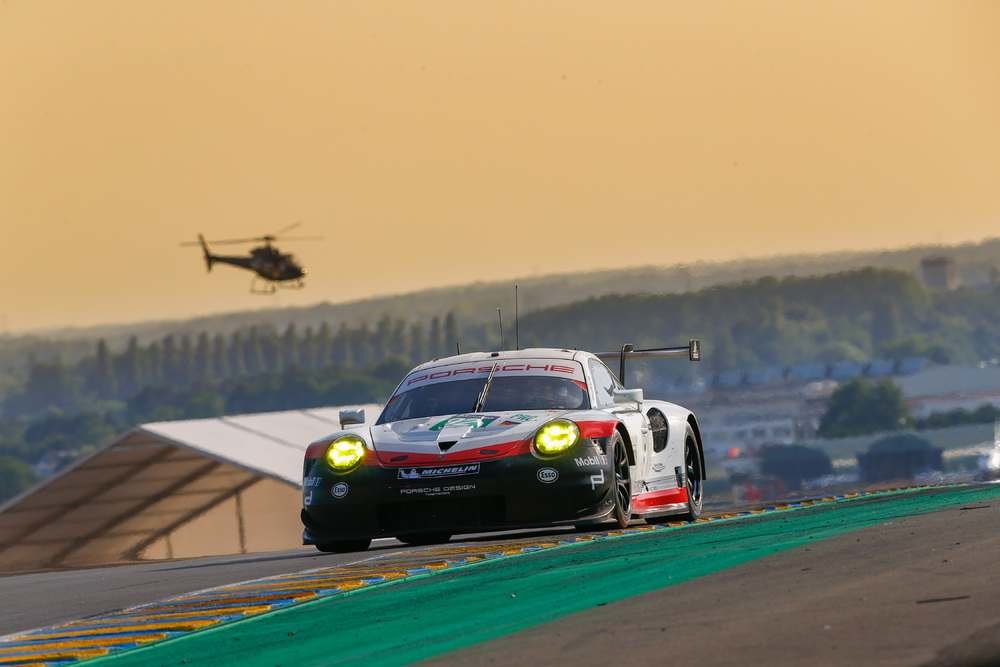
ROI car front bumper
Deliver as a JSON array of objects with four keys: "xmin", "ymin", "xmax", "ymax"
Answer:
[{"xmin": 301, "ymin": 438, "xmax": 615, "ymax": 542}]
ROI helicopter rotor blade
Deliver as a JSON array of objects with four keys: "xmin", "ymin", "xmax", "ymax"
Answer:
[
  {"xmin": 273, "ymin": 220, "xmax": 302, "ymax": 236},
  {"xmin": 272, "ymin": 236, "xmax": 325, "ymax": 242},
  {"xmin": 180, "ymin": 237, "xmax": 265, "ymax": 246}
]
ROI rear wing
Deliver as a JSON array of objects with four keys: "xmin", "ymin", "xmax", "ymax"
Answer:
[{"xmin": 595, "ymin": 339, "xmax": 702, "ymax": 386}]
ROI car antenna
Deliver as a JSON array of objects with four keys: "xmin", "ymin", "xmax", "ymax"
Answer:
[
  {"xmin": 514, "ymin": 284, "xmax": 519, "ymax": 350},
  {"xmin": 497, "ymin": 307, "xmax": 504, "ymax": 349},
  {"xmin": 456, "ymin": 341, "xmax": 461, "ymax": 354}
]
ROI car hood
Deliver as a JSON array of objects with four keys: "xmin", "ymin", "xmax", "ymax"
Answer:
[{"xmin": 368, "ymin": 410, "xmax": 570, "ymax": 465}]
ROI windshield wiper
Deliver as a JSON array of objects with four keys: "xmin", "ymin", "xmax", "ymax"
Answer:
[{"xmin": 472, "ymin": 362, "xmax": 500, "ymax": 413}]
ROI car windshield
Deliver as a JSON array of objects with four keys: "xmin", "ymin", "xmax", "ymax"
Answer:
[{"xmin": 377, "ymin": 375, "xmax": 590, "ymax": 423}]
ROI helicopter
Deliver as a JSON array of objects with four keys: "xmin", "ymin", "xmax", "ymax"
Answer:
[{"xmin": 181, "ymin": 222, "xmax": 322, "ymax": 294}]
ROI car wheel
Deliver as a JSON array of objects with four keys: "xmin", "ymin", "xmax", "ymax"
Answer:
[
  {"xmin": 645, "ymin": 425, "xmax": 703, "ymax": 525},
  {"xmin": 396, "ymin": 532, "xmax": 452, "ymax": 546},
  {"xmin": 315, "ymin": 538, "xmax": 372, "ymax": 553},
  {"xmin": 682, "ymin": 427, "xmax": 704, "ymax": 521},
  {"xmin": 611, "ymin": 432, "xmax": 632, "ymax": 528}
]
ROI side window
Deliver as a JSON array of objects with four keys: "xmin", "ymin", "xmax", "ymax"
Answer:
[{"xmin": 588, "ymin": 360, "xmax": 619, "ymax": 409}]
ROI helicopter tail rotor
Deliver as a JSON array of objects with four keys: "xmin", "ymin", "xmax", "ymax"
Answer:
[{"xmin": 198, "ymin": 234, "xmax": 214, "ymax": 272}]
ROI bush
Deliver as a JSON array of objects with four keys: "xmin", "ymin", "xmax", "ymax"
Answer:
[
  {"xmin": 759, "ymin": 445, "xmax": 833, "ymax": 490},
  {"xmin": 818, "ymin": 379, "xmax": 910, "ymax": 438},
  {"xmin": 857, "ymin": 433, "xmax": 942, "ymax": 482}
]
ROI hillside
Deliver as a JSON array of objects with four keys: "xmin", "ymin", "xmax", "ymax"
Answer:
[{"xmin": 518, "ymin": 269, "xmax": 1000, "ymax": 374}]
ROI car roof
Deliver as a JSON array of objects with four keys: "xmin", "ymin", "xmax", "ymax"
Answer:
[{"xmin": 410, "ymin": 348, "xmax": 595, "ymax": 373}]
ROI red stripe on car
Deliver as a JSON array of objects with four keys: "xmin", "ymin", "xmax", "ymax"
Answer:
[
  {"xmin": 372, "ymin": 438, "xmax": 532, "ymax": 466},
  {"xmin": 576, "ymin": 420, "xmax": 618, "ymax": 439},
  {"xmin": 632, "ymin": 487, "xmax": 689, "ymax": 512}
]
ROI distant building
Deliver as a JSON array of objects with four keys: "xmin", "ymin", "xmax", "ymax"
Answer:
[
  {"xmin": 920, "ymin": 255, "xmax": 960, "ymax": 291},
  {"xmin": 896, "ymin": 364, "xmax": 1000, "ymax": 417},
  {"xmin": 697, "ymin": 413, "xmax": 799, "ymax": 453}
]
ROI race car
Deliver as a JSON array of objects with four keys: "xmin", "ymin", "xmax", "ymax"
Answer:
[{"xmin": 300, "ymin": 341, "xmax": 706, "ymax": 552}]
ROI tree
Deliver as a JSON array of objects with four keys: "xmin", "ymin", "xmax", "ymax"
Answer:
[
  {"xmin": 146, "ymin": 341, "xmax": 163, "ymax": 385},
  {"xmin": 89, "ymin": 339, "xmax": 117, "ymax": 399},
  {"xmin": 0, "ymin": 456, "xmax": 35, "ymax": 502},
  {"xmin": 408, "ymin": 322, "xmax": 426, "ymax": 363},
  {"xmin": 193, "ymin": 333, "xmax": 212, "ymax": 384},
  {"xmin": 315, "ymin": 322, "xmax": 332, "ymax": 367},
  {"xmin": 351, "ymin": 324, "xmax": 374, "ymax": 368},
  {"xmin": 818, "ymin": 378, "xmax": 910, "ymax": 438},
  {"xmin": 179, "ymin": 335, "xmax": 195, "ymax": 385},
  {"xmin": 869, "ymin": 299, "xmax": 901, "ymax": 349},
  {"xmin": 119, "ymin": 336, "xmax": 142, "ymax": 395},
  {"xmin": 858, "ymin": 433, "xmax": 942, "ymax": 482},
  {"xmin": 710, "ymin": 328, "xmax": 737, "ymax": 373},
  {"xmin": 244, "ymin": 328, "xmax": 264, "ymax": 375},
  {"xmin": 389, "ymin": 320, "xmax": 407, "ymax": 362},
  {"xmin": 211, "ymin": 333, "xmax": 228, "ymax": 379},
  {"xmin": 161, "ymin": 335, "xmax": 178, "ymax": 385},
  {"xmin": 5, "ymin": 360, "xmax": 82, "ymax": 415},
  {"xmin": 373, "ymin": 317, "xmax": 392, "ymax": 364},
  {"xmin": 300, "ymin": 326, "xmax": 316, "ymax": 369},
  {"xmin": 443, "ymin": 312, "xmax": 459, "ymax": 354},
  {"xmin": 428, "ymin": 317, "xmax": 443, "ymax": 358},
  {"xmin": 281, "ymin": 324, "xmax": 299, "ymax": 370},
  {"xmin": 331, "ymin": 324, "xmax": 351, "ymax": 367},
  {"xmin": 260, "ymin": 330, "xmax": 280, "ymax": 373},
  {"xmin": 759, "ymin": 445, "xmax": 832, "ymax": 490}
]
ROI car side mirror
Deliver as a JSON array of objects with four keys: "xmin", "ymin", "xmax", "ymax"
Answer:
[
  {"xmin": 339, "ymin": 408, "xmax": 366, "ymax": 426},
  {"xmin": 613, "ymin": 388, "xmax": 644, "ymax": 405}
]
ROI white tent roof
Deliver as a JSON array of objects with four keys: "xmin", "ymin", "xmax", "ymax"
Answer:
[
  {"xmin": 0, "ymin": 404, "xmax": 382, "ymax": 570},
  {"xmin": 140, "ymin": 404, "xmax": 382, "ymax": 485}
]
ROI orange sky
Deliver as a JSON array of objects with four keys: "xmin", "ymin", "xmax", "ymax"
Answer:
[{"xmin": 2, "ymin": 1, "xmax": 999, "ymax": 332}]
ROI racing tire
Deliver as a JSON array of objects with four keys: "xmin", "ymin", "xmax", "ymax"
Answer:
[
  {"xmin": 396, "ymin": 532, "xmax": 452, "ymax": 546},
  {"xmin": 645, "ymin": 425, "xmax": 703, "ymax": 525},
  {"xmin": 315, "ymin": 538, "xmax": 372, "ymax": 553},
  {"xmin": 680, "ymin": 426, "xmax": 704, "ymax": 522},
  {"xmin": 610, "ymin": 432, "xmax": 632, "ymax": 528}
]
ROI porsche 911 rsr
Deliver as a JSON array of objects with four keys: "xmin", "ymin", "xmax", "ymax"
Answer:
[{"xmin": 300, "ymin": 343, "xmax": 706, "ymax": 552}]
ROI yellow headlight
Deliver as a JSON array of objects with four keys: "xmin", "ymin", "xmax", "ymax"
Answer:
[
  {"xmin": 534, "ymin": 420, "xmax": 580, "ymax": 456},
  {"xmin": 325, "ymin": 436, "xmax": 366, "ymax": 472}
]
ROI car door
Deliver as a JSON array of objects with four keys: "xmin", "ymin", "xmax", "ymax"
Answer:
[{"xmin": 587, "ymin": 358, "xmax": 651, "ymax": 484}]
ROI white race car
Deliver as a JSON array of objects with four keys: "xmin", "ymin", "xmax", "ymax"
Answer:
[{"xmin": 301, "ymin": 341, "xmax": 706, "ymax": 552}]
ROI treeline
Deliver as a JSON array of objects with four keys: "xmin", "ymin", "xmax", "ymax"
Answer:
[
  {"xmin": 8, "ymin": 268, "xmax": 1000, "ymax": 420},
  {"xmin": 517, "ymin": 268, "xmax": 1000, "ymax": 378},
  {"xmin": 2, "ymin": 314, "xmax": 464, "ymax": 419}
]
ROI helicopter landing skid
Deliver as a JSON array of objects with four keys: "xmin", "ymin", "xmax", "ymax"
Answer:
[
  {"xmin": 249, "ymin": 277, "xmax": 305, "ymax": 294},
  {"xmin": 249, "ymin": 277, "xmax": 278, "ymax": 295}
]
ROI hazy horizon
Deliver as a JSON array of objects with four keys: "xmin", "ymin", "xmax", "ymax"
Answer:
[
  {"xmin": 4, "ymin": 235, "xmax": 996, "ymax": 338},
  {"xmin": 3, "ymin": 1, "xmax": 999, "ymax": 332}
]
